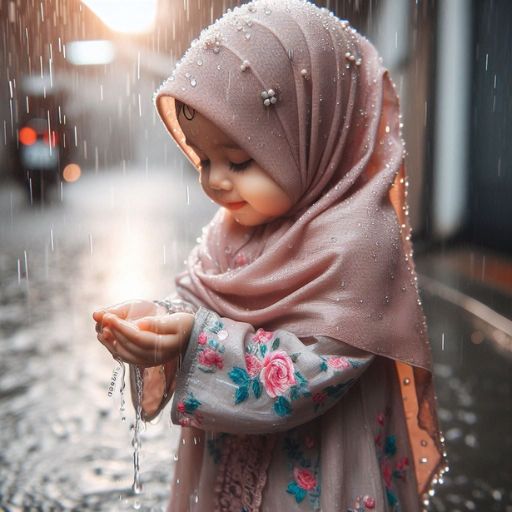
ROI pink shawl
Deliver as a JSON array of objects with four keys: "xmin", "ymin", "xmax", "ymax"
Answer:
[{"xmin": 155, "ymin": 0, "xmax": 444, "ymax": 495}]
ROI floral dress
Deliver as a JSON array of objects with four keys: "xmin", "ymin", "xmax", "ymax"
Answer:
[{"xmin": 160, "ymin": 307, "xmax": 422, "ymax": 512}]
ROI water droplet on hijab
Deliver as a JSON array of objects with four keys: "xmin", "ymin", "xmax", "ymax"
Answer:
[
  {"xmin": 245, "ymin": 32, "xmax": 251, "ymax": 40},
  {"xmin": 264, "ymin": 7, "xmax": 272, "ymax": 15},
  {"xmin": 190, "ymin": 79, "xmax": 197, "ymax": 87}
]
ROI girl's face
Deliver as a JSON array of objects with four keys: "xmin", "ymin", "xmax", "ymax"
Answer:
[{"xmin": 164, "ymin": 98, "xmax": 292, "ymax": 227}]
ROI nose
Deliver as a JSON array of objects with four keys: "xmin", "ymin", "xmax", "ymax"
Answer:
[{"xmin": 207, "ymin": 163, "xmax": 232, "ymax": 191}]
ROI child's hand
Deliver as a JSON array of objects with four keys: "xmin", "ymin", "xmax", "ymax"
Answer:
[
  {"xmin": 93, "ymin": 299, "xmax": 167, "ymax": 354},
  {"xmin": 93, "ymin": 299, "xmax": 165, "ymax": 326},
  {"xmin": 99, "ymin": 312, "xmax": 195, "ymax": 367}
]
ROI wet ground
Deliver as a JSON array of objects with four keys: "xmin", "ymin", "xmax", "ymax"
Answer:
[{"xmin": 0, "ymin": 169, "xmax": 511, "ymax": 511}]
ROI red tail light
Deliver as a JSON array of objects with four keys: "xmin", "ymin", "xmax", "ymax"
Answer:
[
  {"xmin": 19, "ymin": 126, "xmax": 37, "ymax": 146},
  {"xmin": 42, "ymin": 130, "xmax": 59, "ymax": 147}
]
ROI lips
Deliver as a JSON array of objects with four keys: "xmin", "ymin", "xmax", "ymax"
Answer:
[{"xmin": 225, "ymin": 201, "xmax": 246, "ymax": 210}]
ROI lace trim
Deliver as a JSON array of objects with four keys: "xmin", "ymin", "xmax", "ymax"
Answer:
[{"xmin": 213, "ymin": 433, "xmax": 277, "ymax": 512}]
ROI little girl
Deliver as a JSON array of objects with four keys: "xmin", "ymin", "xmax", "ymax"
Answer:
[{"xmin": 93, "ymin": 1, "xmax": 446, "ymax": 510}]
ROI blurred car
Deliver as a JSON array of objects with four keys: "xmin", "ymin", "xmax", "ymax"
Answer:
[
  {"xmin": 15, "ymin": 117, "xmax": 63, "ymax": 201},
  {"xmin": 10, "ymin": 75, "xmax": 78, "ymax": 203}
]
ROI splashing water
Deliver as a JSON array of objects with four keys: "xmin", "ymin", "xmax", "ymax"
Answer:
[
  {"xmin": 131, "ymin": 366, "xmax": 144, "ymax": 496},
  {"xmin": 115, "ymin": 358, "xmax": 127, "ymax": 422}
]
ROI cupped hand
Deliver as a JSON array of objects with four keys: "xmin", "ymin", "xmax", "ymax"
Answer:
[
  {"xmin": 93, "ymin": 299, "xmax": 164, "ymax": 324},
  {"xmin": 93, "ymin": 299, "xmax": 167, "ymax": 355},
  {"xmin": 99, "ymin": 312, "xmax": 195, "ymax": 367}
]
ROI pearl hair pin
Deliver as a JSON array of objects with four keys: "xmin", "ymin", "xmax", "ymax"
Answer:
[{"xmin": 261, "ymin": 89, "xmax": 277, "ymax": 107}]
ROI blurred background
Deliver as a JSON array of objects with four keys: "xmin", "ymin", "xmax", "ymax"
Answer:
[{"xmin": 0, "ymin": 0, "xmax": 510, "ymax": 510}]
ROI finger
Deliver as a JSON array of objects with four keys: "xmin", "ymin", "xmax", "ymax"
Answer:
[
  {"xmin": 94, "ymin": 301, "xmax": 135, "ymax": 323},
  {"xmin": 93, "ymin": 310, "xmax": 105, "ymax": 322},
  {"xmin": 110, "ymin": 326, "xmax": 176, "ymax": 365},
  {"xmin": 104, "ymin": 314, "xmax": 165, "ymax": 351},
  {"xmin": 97, "ymin": 330, "xmax": 149, "ymax": 366},
  {"xmin": 109, "ymin": 325, "xmax": 155, "ymax": 360},
  {"xmin": 136, "ymin": 313, "xmax": 191, "ymax": 335},
  {"xmin": 136, "ymin": 315, "xmax": 178, "ymax": 334}
]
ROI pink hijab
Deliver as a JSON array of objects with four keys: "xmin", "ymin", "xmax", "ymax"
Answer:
[{"xmin": 155, "ymin": 0, "xmax": 444, "ymax": 494}]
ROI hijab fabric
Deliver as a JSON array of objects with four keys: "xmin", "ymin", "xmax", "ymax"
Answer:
[{"xmin": 155, "ymin": 0, "xmax": 445, "ymax": 496}]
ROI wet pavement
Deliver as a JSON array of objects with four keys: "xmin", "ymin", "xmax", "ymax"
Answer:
[{"xmin": 0, "ymin": 169, "xmax": 511, "ymax": 511}]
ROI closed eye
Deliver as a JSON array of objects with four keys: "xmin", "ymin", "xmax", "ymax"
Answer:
[{"xmin": 229, "ymin": 159, "xmax": 253, "ymax": 172}]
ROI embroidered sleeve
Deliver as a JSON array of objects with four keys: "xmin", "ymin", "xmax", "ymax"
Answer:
[{"xmin": 170, "ymin": 307, "xmax": 374, "ymax": 434}]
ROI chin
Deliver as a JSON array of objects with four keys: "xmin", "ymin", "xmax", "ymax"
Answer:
[{"xmin": 231, "ymin": 212, "xmax": 274, "ymax": 227}]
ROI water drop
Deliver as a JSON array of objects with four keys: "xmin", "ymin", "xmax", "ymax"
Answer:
[{"xmin": 190, "ymin": 79, "xmax": 197, "ymax": 87}]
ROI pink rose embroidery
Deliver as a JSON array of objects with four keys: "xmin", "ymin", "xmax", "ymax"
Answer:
[
  {"xmin": 327, "ymin": 356, "xmax": 351, "ymax": 369},
  {"xmin": 363, "ymin": 495, "xmax": 376, "ymax": 509},
  {"xmin": 198, "ymin": 332, "xmax": 208, "ymax": 345},
  {"xmin": 179, "ymin": 417, "xmax": 191, "ymax": 427},
  {"xmin": 312, "ymin": 391, "xmax": 327, "ymax": 404},
  {"xmin": 293, "ymin": 467, "xmax": 317, "ymax": 490},
  {"xmin": 381, "ymin": 461, "xmax": 393, "ymax": 488},
  {"xmin": 396, "ymin": 456, "xmax": 409, "ymax": 471},
  {"xmin": 177, "ymin": 401, "xmax": 186, "ymax": 413},
  {"xmin": 259, "ymin": 350, "xmax": 296, "ymax": 398},
  {"xmin": 198, "ymin": 347, "xmax": 224, "ymax": 369},
  {"xmin": 245, "ymin": 353, "xmax": 263, "ymax": 378},
  {"xmin": 252, "ymin": 328, "xmax": 274, "ymax": 344}
]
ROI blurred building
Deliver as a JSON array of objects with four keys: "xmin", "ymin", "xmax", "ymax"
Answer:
[{"xmin": 0, "ymin": 0, "xmax": 510, "ymax": 253}]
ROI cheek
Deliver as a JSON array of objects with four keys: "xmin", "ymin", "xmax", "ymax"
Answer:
[{"xmin": 241, "ymin": 176, "xmax": 291, "ymax": 215}]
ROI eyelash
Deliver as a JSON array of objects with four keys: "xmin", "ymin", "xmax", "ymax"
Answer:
[{"xmin": 200, "ymin": 159, "xmax": 253, "ymax": 173}]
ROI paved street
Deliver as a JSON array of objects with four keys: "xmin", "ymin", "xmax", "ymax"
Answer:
[
  {"xmin": 0, "ymin": 167, "xmax": 216, "ymax": 511},
  {"xmin": 0, "ymin": 169, "xmax": 510, "ymax": 511}
]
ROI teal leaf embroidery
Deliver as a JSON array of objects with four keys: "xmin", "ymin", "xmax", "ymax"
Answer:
[
  {"xmin": 252, "ymin": 378, "xmax": 262, "ymax": 399},
  {"xmin": 386, "ymin": 488, "xmax": 398, "ymax": 506},
  {"xmin": 291, "ymin": 352, "xmax": 301, "ymax": 363},
  {"xmin": 260, "ymin": 344, "xmax": 268, "ymax": 357},
  {"xmin": 234, "ymin": 385, "xmax": 249, "ymax": 404},
  {"xmin": 286, "ymin": 481, "xmax": 307, "ymax": 503},
  {"xmin": 295, "ymin": 371, "xmax": 308, "ymax": 387},
  {"xmin": 324, "ymin": 379, "xmax": 354, "ymax": 398},
  {"xmin": 385, "ymin": 435, "xmax": 397, "ymax": 456},
  {"xmin": 228, "ymin": 367, "xmax": 250, "ymax": 385},
  {"xmin": 290, "ymin": 386, "xmax": 300, "ymax": 401},
  {"xmin": 274, "ymin": 396, "xmax": 292, "ymax": 416},
  {"xmin": 272, "ymin": 337, "xmax": 281, "ymax": 350},
  {"xmin": 184, "ymin": 394, "xmax": 201, "ymax": 413},
  {"xmin": 320, "ymin": 360, "xmax": 328, "ymax": 372}
]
